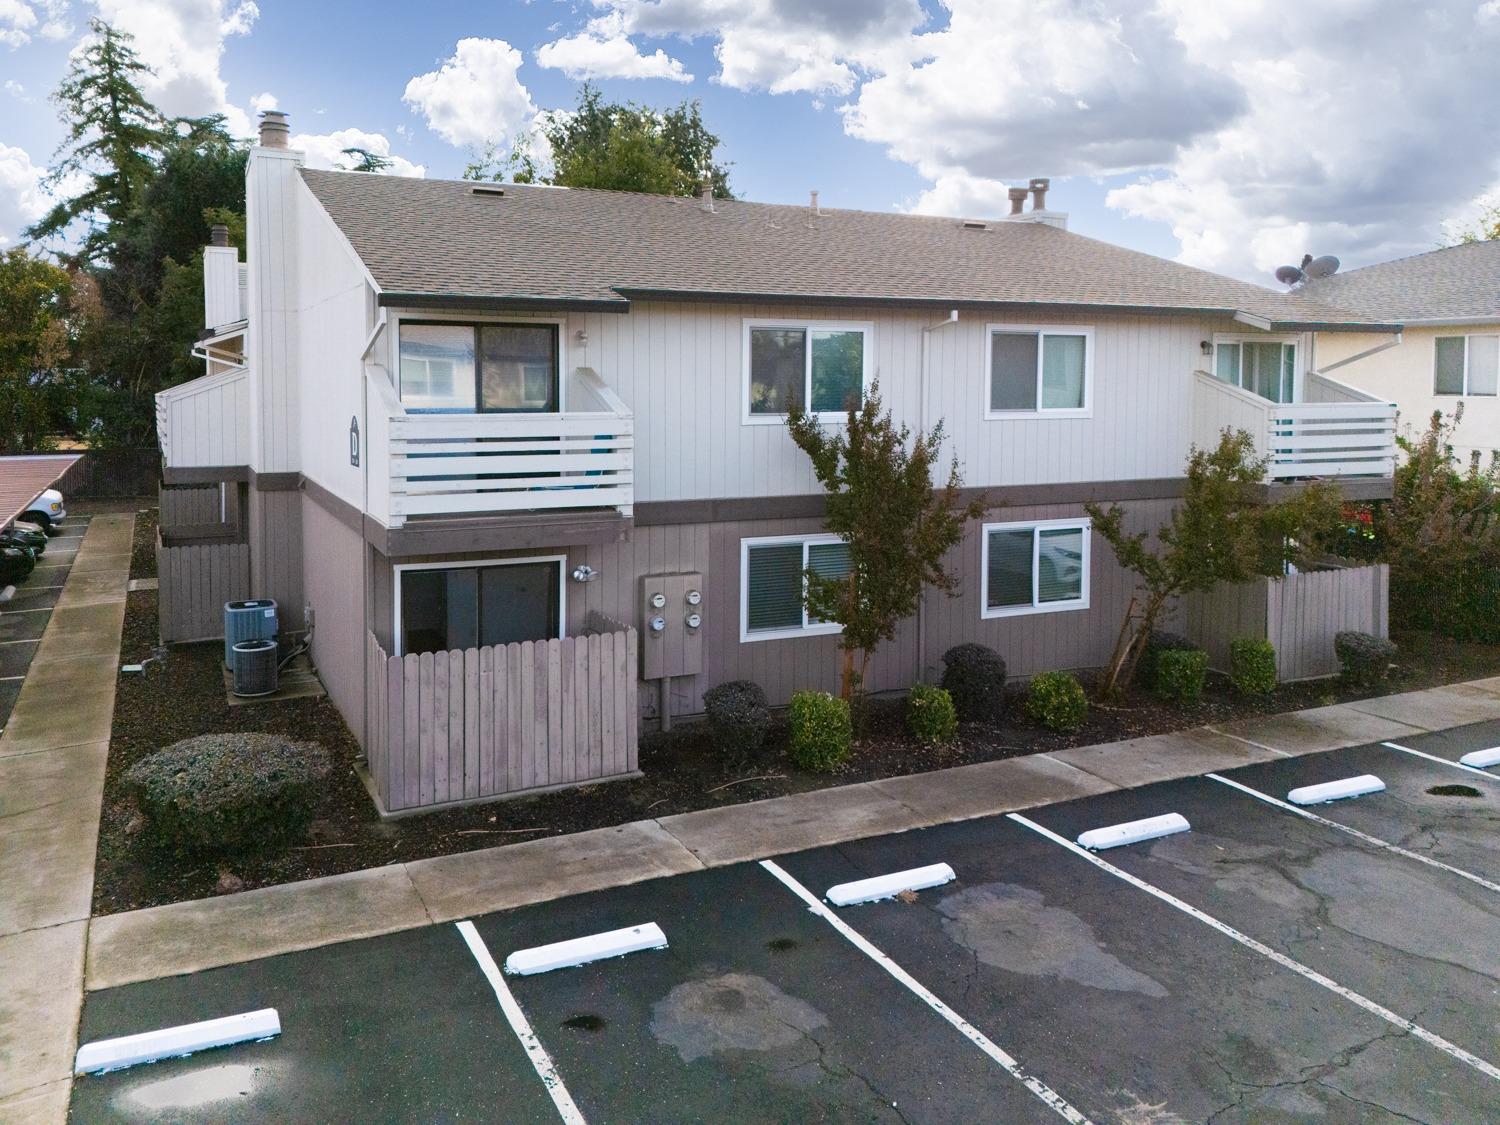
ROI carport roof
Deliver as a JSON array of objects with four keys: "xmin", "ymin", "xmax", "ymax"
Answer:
[{"xmin": 0, "ymin": 454, "xmax": 79, "ymax": 528}]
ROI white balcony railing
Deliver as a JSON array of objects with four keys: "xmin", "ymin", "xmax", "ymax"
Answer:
[
  {"xmin": 1192, "ymin": 370, "xmax": 1396, "ymax": 480},
  {"xmin": 370, "ymin": 367, "xmax": 633, "ymax": 526}
]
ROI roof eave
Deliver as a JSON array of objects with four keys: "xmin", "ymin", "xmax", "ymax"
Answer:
[
  {"xmin": 610, "ymin": 287, "xmax": 1256, "ymax": 319},
  {"xmin": 377, "ymin": 292, "xmax": 631, "ymax": 314}
]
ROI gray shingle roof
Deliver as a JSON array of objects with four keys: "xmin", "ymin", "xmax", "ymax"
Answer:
[
  {"xmin": 299, "ymin": 169, "xmax": 1390, "ymax": 329},
  {"xmin": 1294, "ymin": 240, "xmax": 1500, "ymax": 323}
]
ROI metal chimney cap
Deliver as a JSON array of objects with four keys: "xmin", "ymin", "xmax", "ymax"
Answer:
[
  {"xmin": 209, "ymin": 223, "xmax": 230, "ymax": 247},
  {"xmin": 258, "ymin": 110, "xmax": 290, "ymax": 149},
  {"xmin": 1007, "ymin": 187, "xmax": 1029, "ymax": 215},
  {"xmin": 1028, "ymin": 177, "xmax": 1050, "ymax": 210}
]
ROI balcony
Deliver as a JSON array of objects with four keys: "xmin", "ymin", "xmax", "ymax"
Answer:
[
  {"xmin": 367, "ymin": 367, "xmax": 633, "ymax": 527},
  {"xmin": 1191, "ymin": 370, "xmax": 1396, "ymax": 482}
]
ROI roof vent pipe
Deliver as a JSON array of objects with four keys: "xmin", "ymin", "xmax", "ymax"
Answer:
[
  {"xmin": 1008, "ymin": 188, "xmax": 1028, "ymax": 216},
  {"xmin": 699, "ymin": 177, "xmax": 714, "ymax": 214},
  {"xmin": 209, "ymin": 223, "xmax": 230, "ymax": 247},
  {"xmin": 810, "ymin": 190, "xmax": 820, "ymax": 217},
  {"xmin": 258, "ymin": 110, "xmax": 289, "ymax": 149},
  {"xmin": 1028, "ymin": 177, "xmax": 1049, "ymax": 211}
]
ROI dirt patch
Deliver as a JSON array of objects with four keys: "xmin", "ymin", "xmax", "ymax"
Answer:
[
  {"xmin": 129, "ymin": 504, "xmax": 158, "ymax": 579},
  {"xmin": 91, "ymin": 536, "xmax": 1500, "ymax": 915}
]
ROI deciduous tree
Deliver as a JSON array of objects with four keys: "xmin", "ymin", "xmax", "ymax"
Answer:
[{"xmin": 787, "ymin": 382, "xmax": 985, "ymax": 700}]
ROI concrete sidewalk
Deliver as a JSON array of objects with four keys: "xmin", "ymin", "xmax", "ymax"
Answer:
[
  {"xmin": 82, "ymin": 675, "xmax": 1500, "ymax": 996},
  {"xmin": 0, "ymin": 515, "xmax": 132, "ymax": 1124}
]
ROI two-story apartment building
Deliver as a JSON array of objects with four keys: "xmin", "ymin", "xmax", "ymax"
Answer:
[
  {"xmin": 155, "ymin": 112, "xmax": 1401, "ymax": 814},
  {"xmin": 1296, "ymin": 240, "xmax": 1500, "ymax": 463}
]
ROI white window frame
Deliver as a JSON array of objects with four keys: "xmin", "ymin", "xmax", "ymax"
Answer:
[
  {"xmin": 1211, "ymin": 333, "xmax": 1301, "ymax": 403},
  {"xmin": 392, "ymin": 554, "xmax": 567, "ymax": 657},
  {"xmin": 388, "ymin": 311, "xmax": 569, "ymax": 411},
  {"xmin": 739, "ymin": 533, "xmax": 848, "ymax": 642},
  {"xmin": 742, "ymin": 318, "xmax": 874, "ymax": 425},
  {"xmin": 984, "ymin": 323, "xmax": 1094, "ymax": 419},
  {"xmin": 980, "ymin": 518, "xmax": 1091, "ymax": 619},
  {"xmin": 1433, "ymin": 334, "xmax": 1500, "ymax": 397}
]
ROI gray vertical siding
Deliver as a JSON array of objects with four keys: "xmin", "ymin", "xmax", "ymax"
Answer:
[
  {"xmin": 159, "ymin": 485, "xmax": 222, "ymax": 529},
  {"xmin": 156, "ymin": 535, "xmax": 251, "ymax": 643},
  {"xmin": 300, "ymin": 492, "xmax": 366, "ymax": 737},
  {"xmin": 247, "ymin": 484, "xmax": 304, "ymax": 631}
]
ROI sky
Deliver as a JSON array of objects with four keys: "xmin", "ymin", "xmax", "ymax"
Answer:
[{"xmin": 2, "ymin": 0, "xmax": 1498, "ymax": 284}]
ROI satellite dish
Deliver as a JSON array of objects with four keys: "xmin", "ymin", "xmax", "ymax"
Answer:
[
  {"xmin": 1304, "ymin": 255, "xmax": 1341, "ymax": 279},
  {"xmin": 1275, "ymin": 264, "xmax": 1306, "ymax": 287}
]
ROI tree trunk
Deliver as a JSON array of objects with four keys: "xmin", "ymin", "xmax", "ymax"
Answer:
[
  {"xmin": 1098, "ymin": 596, "xmax": 1140, "ymax": 699},
  {"xmin": 1120, "ymin": 592, "xmax": 1170, "ymax": 690}
]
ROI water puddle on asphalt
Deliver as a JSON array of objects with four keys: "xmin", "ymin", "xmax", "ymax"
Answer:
[
  {"xmin": 935, "ymin": 882, "xmax": 1168, "ymax": 996},
  {"xmin": 650, "ymin": 972, "xmax": 828, "ymax": 1062}
]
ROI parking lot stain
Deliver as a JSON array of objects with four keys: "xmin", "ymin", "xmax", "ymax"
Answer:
[
  {"xmin": 935, "ymin": 882, "xmax": 1168, "ymax": 997},
  {"xmin": 764, "ymin": 937, "xmax": 798, "ymax": 953},
  {"xmin": 1427, "ymin": 784, "xmax": 1484, "ymax": 798},
  {"xmin": 650, "ymin": 972, "xmax": 829, "ymax": 1063},
  {"xmin": 1148, "ymin": 831, "xmax": 1315, "ymax": 912},
  {"xmin": 561, "ymin": 1013, "xmax": 607, "ymax": 1033}
]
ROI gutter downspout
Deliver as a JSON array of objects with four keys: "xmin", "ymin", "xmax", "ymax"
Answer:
[
  {"xmin": 1312, "ymin": 330, "xmax": 1404, "ymax": 377},
  {"xmin": 918, "ymin": 310, "xmax": 959, "ymax": 683},
  {"xmin": 358, "ymin": 309, "xmax": 387, "ymax": 755}
]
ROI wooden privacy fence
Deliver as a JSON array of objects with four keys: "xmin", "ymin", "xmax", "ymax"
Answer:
[
  {"xmin": 1187, "ymin": 563, "xmax": 1389, "ymax": 682},
  {"xmin": 365, "ymin": 627, "xmax": 640, "ymax": 814},
  {"xmin": 156, "ymin": 534, "xmax": 251, "ymax": 642}
]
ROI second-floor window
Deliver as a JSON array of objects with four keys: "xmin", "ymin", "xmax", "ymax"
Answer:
[
  {"xmin": 398, "ymin": 321, "xmax": 560, "ymax": 413},
  {"xmin": 1435, "ymin": 335, "xmax": 1499, "ymax": 397},
  {"xmin": 744, "ymin": 320, "xmax": 870, "ymax": 422},
  {"xmin": 987, "ymin": 325, "xmax": 1092, "ymax": 416}
]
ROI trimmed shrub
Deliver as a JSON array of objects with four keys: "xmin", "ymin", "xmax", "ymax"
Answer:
[
  {"xmin": 788, "ymin": 690, "xmax": 853, "ymax": 772},
  {"xmin": 1229, "ymin": 637, "xmax": 1277, "ymax": 695},
  {"xmin": 1137, "ymin": 630, "xmax": 1201, "ymax": 688},
  {"xmin": 939, "ymin": 643, "xmax": 1007, "ymax": 723},
  {"xmin": 702, "ymin": 680, "xmax": 771, "ymax": 760},
  {"xmin": 906, "ymin": 683, "xmax": 958, "ymax": 745},
  {"xmin": 1154, "ymin": 648, "xmax": 1208, "ymax": 705},
  {"xmin": 1027, "ymin": 671, "xmax": 1088, "ymax": 731},
  {"xmin": 1335, "ymin": 631, "xmax": 1398, "ymax": 687},
  {"xmin": 124, "ymin": 734, "xmax": 330, "ymax": 856}
]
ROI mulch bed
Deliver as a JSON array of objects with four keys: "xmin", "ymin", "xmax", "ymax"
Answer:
[{"xmin": 92, "ymin": 545, "xmax": 1500, "ymax": 915}]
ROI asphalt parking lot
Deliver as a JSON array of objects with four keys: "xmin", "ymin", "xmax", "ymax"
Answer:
[
  {"xmin": 71, "ymin": 719, "xmax": 1500, "ymax": 1123},
  {"xmin": 0, "ymin": 515, "xmax": 89, "ymax": 730}
]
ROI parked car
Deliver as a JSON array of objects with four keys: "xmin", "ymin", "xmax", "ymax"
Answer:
[
  {"xmin": 0, "ymin": 545, "xmax": 36, "ymax": 584},
  {"xmin": 21, "ymin": 488, "xmax": 65, "ymax": 533},
  {"xmin": 1, "ymin": 525, "xmax": 47, "ymax": 555}
]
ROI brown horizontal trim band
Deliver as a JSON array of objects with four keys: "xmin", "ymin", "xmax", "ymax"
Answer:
[
  {"xmin": 1263, "ymin": 477, "xmax": 1394, "ymax": 502},
  {"xmin": 379, "ymin": 292, "xmax": 630, "ymax": 315},
  {"xmin": 163, "ymin": 465, "xmax": 247, "ymax": 485},
  {"xmin": 250, "ymin": 469, "xmax": 301, "ymax": 492},
  {"xmin": 634, "ymin": 479, "xmax": 1192, "ymax": 526},
  {"xmin": 300, "ymin": 475, "xmax": 364, "ymax": 536}
]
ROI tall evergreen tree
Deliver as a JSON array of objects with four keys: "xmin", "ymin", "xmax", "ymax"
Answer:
[{"xmin": 26, "ymin": 18, "xmax": 172, "ymax": 260}]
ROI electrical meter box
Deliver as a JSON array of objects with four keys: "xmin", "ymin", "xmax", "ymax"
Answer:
[{"xmin": 640, "ymin": 572, "xmax": 704, "ymax": 679}]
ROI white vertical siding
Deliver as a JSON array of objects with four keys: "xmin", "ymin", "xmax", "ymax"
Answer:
[
  {"xmin": 158, "ymin": 367, "xmax": 251, "ymax": 468},
  {"xmin": 245, "ymin": 146, "xmax": 304, "ymax": 473},
  {"xmin": 202, "ymin": 245, "xmax": 243, "ymax": 330}
]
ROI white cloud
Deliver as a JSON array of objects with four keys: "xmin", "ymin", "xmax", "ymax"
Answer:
[
  {"xmin": 249, "ymin": 90, "xmax": 276, "ymax": 113},
  {"xmin": 289, "ymin": 127, "xmax": 425, "ymax": 178},
  {"xmin": 589, "ymin": 0, "xmax": 925, "ymax": 95},
  {"xmin": 403, "ymin": 38, "xmax": 535, "ymax": 149},
  {"xmin": 0, "ymin": 0, "xmax": 38, "ymax": 47},
  {"xmin": 0, "ymin": 142, "xmax": 47, "ymax": 247},
  {"xmin": 89, "ymin": 0, "xmax": 260, "ymax": 135},
  {"xmin": 536, "ymin": 12, "xmax": 691, "ymax": 82},
  {"xmin": 4, "ymin": 78, "xmax": 26, "ymax": 98},
  {"xmin": 1107, "ymin": 1, "xmax": 1500, "ymax": 278}
]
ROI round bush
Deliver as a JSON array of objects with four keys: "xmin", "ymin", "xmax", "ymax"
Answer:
[
  {"xmin": 939, "ymin": 643, "xmax": 1007, "ymax": 723},
  {"xmin": 702, "ymin": 679, "xmax": 771, "ymax": 760},
  {"xmin": 1335, "ymin": 631, "xmax": 1398, "ymax": 687},
  {"xmin": 787, "ymin": 690, "xmax": 852, "ymax": 772},
  {"xmin": 906, "ymin": 683, "xmax": 958, "ymax": 745},
  {"xmin": 1229, "ymin": 637, "xmax": 1277, "ymax": 695},
  {"xmin": 124, "ymin": 733, "xmax": 331, "ymax": 856},
  {"xmin": 1137, "ymin": 630, "xmax": 1200, "ymax": 687},
  {"xmin": 1027, "ymin": 671, "xmax": 1088, "ymax": 731},
  {"xmin": 1154, "ymin": 648, "xmax": 1208, "ymax": 705}
]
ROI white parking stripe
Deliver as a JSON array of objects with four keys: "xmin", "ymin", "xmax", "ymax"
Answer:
[
  {"xmin": 1009, "ymin": 814, "xmax": 1500, "ymax": 1085},
  {"xmin": 455, "ymin": 921, "xmax": 587, "ymax": 1124},
  {"xmin": 1206, "ymin": 773, "xmax": 1500, "ymax": 895},
  {"xmin": 1382, "ymin": 741, "xmax": 1500, "ymax": 783},
  {"xmin": 759, "ymin": 859, "xmax": 1092, "ymax": 1123}
]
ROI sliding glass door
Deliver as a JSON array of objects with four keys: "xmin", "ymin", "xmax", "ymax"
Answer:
[
  {"xmin": 398, "ymin": 322, "xmax": 559, "ymax": 413},
  {"xmin": 1214, "ymin": 340, "xmax": 1296, "ymax": 403}
]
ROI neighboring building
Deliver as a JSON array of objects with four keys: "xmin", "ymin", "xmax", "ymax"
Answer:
[
  {"xmin": 155, "ymin": 112, "xmax": 1399, "ymax": 814},
  {"xmin": 1297, "ymin": 240, "xmax": 1500, "ymax": 463}
]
